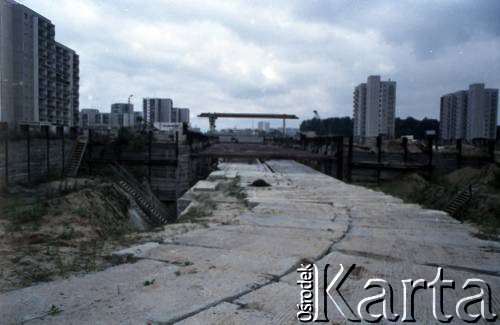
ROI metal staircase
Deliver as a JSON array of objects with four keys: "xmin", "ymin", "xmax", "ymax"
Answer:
[
  {"xmin": 110, "ymin": 162, "xmax": 170, "ymax": 225},
  {"xmin": 66, "ymin": 136, "xmax": 88, "ymax": 177},
  {"xmin": 444, "ymin": 185, "xmax": 475, "ymax": 217}
]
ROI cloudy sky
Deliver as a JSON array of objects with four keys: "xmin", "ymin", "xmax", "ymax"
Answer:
[{"xmin": 21, "ymin": 0, "xmax": 500, "ymax": 130}]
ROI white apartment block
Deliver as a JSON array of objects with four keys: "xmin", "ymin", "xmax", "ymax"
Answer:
[
  {"xmin": 0, "ymin": 0, "xmax": 79, "ymax": 128},
  {"xmin": 440, "ymin": 83, "xmax": 498, "ymax": 141},
  {"xmin": 258, "ymin": 121, "xmax": 270, "ymax": 131},
  {"xmin": 467, "ymin": 84, "xmax": 498, "ymax": 140},
  {"xmin": 440, "ymin": 91, "xmax": 467, "ymax": 140},
  {"xmin": 111, "ymin": 103, "xmax": 135, "ymax": 128},
  {"xmin": 353, "ymin": 75, "xmax": 396, "ymax": 139},
  {"xmin": 143, "ymin": 98, "xmax": 189, "ymax": 126}
]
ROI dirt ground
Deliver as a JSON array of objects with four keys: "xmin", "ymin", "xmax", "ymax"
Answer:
[
  {"xmin": 376, "ymin": 164, "xmax": 500, "ymax": 240},
  {"xmin": 0, "ymin": 177, "xmax": 247, "ymax": 293}
]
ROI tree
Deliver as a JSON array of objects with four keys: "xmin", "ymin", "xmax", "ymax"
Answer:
[
  {"xmin": 300, "ymin": 116, "xmax": 440, "ymax": 139},
  {"xmin": 300, "ymin": 117, "xmax": 353, "ymax": 136}
]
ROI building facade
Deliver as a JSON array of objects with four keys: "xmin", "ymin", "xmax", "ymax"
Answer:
[
  {"xmin": 79, "ymin": 108, "xmax": 111, "ymax": 129},
  {"xmin": 143, "ymin": 98, "xmax": 189, "ymax": 125},
  {"xmin": 440, "ymin": 83, "xmax": 498, "ymax": 141},
  {"xmin": 353, "ymin": 75, "xmax": 396, "ymax": 139},
  {"xmin": 439, "ymin": 91, "xmax": 467, "ymax": 140},
  {"xmin": 175, "ymin": 107, "xmax": 190, "ymax": 124},
  {"xmin": 110, "ymin": 103, "xmax": 135, "ymax": 128},
  {"xmin": 143, "ymin": 98, "xmax": 173, "ymax": 125},
  {"xmin": 258, "ymin": 121, "xmax": 270, "ymax": 131},
  {"xmin": 0, "ymin": 0, "xmax": 79, "ymax": 127},
  {"xmin": 466, "ymin": 84, "xmax": 498, "ymax": 140}
]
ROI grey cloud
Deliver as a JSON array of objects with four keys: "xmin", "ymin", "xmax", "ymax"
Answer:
[{"xmin": 21, "ymin": 0, "xmax": 500, "ymax": 129}]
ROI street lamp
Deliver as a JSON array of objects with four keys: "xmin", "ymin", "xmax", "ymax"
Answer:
[{"xmin": 127, "ymin": 94, "xmax": 134, "ymax": 127}]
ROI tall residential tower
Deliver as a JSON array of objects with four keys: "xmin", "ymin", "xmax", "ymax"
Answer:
[
  {"xmin": 440, "ymin": 83, "xmax": 498, "ymax": 141},
  {"xmin": 0, "ymin": 0, "xmax": 79, "ymax": 127},
  {"xmin": 353, "ymin": 75, "xmax": 396, "ymax": 139},
  {"xmin": 143, "ymin": 98, "xmax": 189, "ymax": 125}
]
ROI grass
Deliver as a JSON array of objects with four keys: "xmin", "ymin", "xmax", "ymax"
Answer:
[
  {"xmin": 21, "ymin": 268, "xmax": 53, "ymax": 285},
  {"xmin": 3, "ymin": 197, "xmax": 47, "ymax": 231},
  {"xmin": 219, "ymin": 177, "xmax": 246, "ymax": 201}
]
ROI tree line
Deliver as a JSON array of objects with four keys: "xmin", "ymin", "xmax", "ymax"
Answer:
[{"xmin": 300, "ymin": 116, "xmax": 440, "ymax": 140}]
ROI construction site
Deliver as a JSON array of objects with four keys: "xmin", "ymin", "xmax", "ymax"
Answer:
[{"xmin": 0, "ymin": 115, "xmax": 499, "ymax": 323}]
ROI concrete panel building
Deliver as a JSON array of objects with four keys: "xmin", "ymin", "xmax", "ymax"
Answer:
[
  {"xmin": 257, "ymin": 121, "xmax": 270, "ymax": 131},
  {"xmin": 175, "ymin": 107, "xmax": 190, "ymax": 124},
  {"xmin": 440, "ymin": 83, "xmax": 498, "ymax": 141},
  {"xmin": 143, "ymin": 98, "xmax": 173, "ymax": 125},
  {"xmin": 79, "ymin": 108, "xmax": 112, "ymax": 129},
  {"xmin": 111, "ymin": 103, "xmax": 135, "ymax": 128},
  {"xmin": 0, "ymin": 0, "xmax": 79, "ymax": 127},
  {"xmin": 466, "ymin": 83, "xmax": 498, "ymax": 140},
  {"xmin": 440, "ymin": 91, "xmax": 467, "ymax": 140},
  {"xmin": 143, "ymin": 98, "xmax": 190, "ymax": 125},
  {"xmin": 353, "ymin": 75, "xmax": 396, "ymax": 139}
]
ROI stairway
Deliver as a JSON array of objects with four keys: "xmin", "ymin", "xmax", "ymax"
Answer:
[
  {"xmin": 110, "ymin": 163, "xmax": 170, "ymax": 225},
  {"xmin": 66, "ymin": 137, "xmax": 88, "ymax": 177},
  {"xmin": 444, "ymin": 185, "xmax": 475, "ymax": 217}
]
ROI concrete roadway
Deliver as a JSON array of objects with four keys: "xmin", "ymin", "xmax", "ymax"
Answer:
[{"xmin": 0, "ymin": 160, "xmax": 499, "ymax": 324}]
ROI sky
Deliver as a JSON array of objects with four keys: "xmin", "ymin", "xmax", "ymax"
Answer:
[{"xmin": 20, "ymin": 0, "xmax": 500, "ymax": 130}]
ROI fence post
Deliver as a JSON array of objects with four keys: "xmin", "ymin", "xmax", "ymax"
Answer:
[
  {"xmin": 402, "ymin": 137, "xmax": 408, "ymax": 164},
  {"xmin": 148, "ymin": 130, "xmax": 152, "ymax": 183},
  {"xmin": 24, "ymin": 125, "xmax": 31, "ymax": 183},
  {"xmin": 488, "ymin": 139, "xmax": 495, "ymax": 163},
  {"xmin": 59, "ymin": 126, "xmax": 65, "ymax": 177},
  {"xmin": 427, "ymin": 135, "xmax": 434, "ymax": 168},
  {"xmin": 336, "ymin": 136, "xmax": 344, "ymax": 181},
  {"xmin": 456, "ymin": 139, "xmax": 462, "ymax": 169},
  {"xmin": 0, "ymin": 122, "xmax": 8, "ymax": 186},
  {"xmin": 376, "ymin": 135, "xmax": 382, "ymax": 163},
  {"xmin": 44, "ymin": 125, "xmax": 50, "ymax": 177},
  {"xmin": 347, "ymin": 136, "xmax": 353, "ymax": 183},
  {"xmin": 175, "ymin": 131, "xmax": 179, "ymax": 160},
  {"xmin": 87, "ymin": 129, "xmax": 93, "ymax": 174}
]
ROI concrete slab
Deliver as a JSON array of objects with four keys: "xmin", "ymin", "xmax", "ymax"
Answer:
[
  {"xmin": 1, "ymin": 160, "xmax": 499, "ymax": 324},
  {"xmin": 192, "ymin": 180, "xmax": 219, "ymax": 192},
  {"xmin": 110, "ymin": 242, "xmax": 160, "ymax": 265}
]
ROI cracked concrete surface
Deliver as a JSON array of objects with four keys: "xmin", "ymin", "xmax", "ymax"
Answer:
[{"xmin": 1, "ymin": 160, "xmax": 499, "ymax": 324}]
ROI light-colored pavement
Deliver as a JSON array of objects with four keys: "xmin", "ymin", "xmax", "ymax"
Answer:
[{"xmin": 0, "ymin": 160, "xmax": 499, "ymax": 324}]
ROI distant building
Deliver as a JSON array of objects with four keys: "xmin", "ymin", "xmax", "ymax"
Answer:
[
  {"xmin": 79, "ymin": 109, "xmax": 99, "ymax": 128},
  {"xmin": 175, "ymin": 107, "xmax": 190, "ymax": 124},
  {"xmin": 440, "ymin": 83, "xmax": 498, "ymax": 141},
  {"xmin": 0, "ymin": 0, "xmax": 79, "ymax": 127},
  {"xmin": 143, "ymin": 98, "xmax": 173, "ymax": 125},
  {"xmin": 440, "ymin": 91, "xmax": 467, "ymax": 140},
  {"xmin": 353, "ymin": 75, "xmax": 396, "ymax": 139},
  {"xmin": 79, "ymin": 108, "xmax": 111, "ymax": 129},
  {"xmin": 467, "ymin": 84, "xmax": 498, "ymax": 140},
  {"xmin": 143, "ymin": 98, "xmax": 189, "ymax": 125},
  {"xmin": 110, "ymin": 103, "xmax": 135, "ymax": 128},
  {"xmin": 134, "ymin": 111, "xmax": 143, "ymax": 125},
  {"xmin": 257, "ymin": 121, "xmax": 270, "ymax": 131}
]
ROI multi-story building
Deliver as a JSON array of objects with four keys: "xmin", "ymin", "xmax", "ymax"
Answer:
[
  {"xmin": 175, "ymin": 107, "xmax": 190, "ymax": 124},
  {"xmin": 143, "ymin": 98, "xmax": 173, "ymax": 125},
  {"xmin": 440, "ymin": 83, "xmax": 498, "ymax": 141},
  {"xmin": 466, "ymin": 84, "xmax": 498, "ymax": 140},
  {"xmin": 79, "ymin": 108, "xmax": 99, "ymax": 128},
  {"xmin": 439, "ymin": 91, "xmax": 467, "ymax": 140},
  {"xmin": 257, "ymin": 121, "xmax": 270, "ymax": 131},
  {"xmin": 110, "ymin": 103, "xmax": 134, "ymax": 128},
  {"xmin": 0, "ymin": 0, "xmax": 79, "ymax": 127},
  {"xmin": 79, "ymin": 108, "xmax": 111, "ymax": 129},
  {"xmin": 353, "ymin": 75, "xmax": 396, "ymax": 139},
  {"xmin": 143, "ymin": 98, "xmax": 190, "ymax": 125}
]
